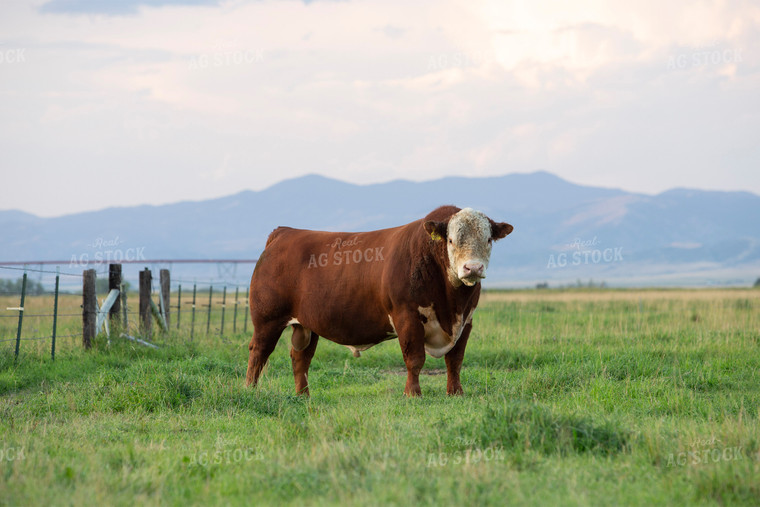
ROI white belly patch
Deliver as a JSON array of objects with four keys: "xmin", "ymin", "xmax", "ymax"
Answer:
[{"xmin": 418, "ymin": 305, "xmax": 473, "ymax": 358}]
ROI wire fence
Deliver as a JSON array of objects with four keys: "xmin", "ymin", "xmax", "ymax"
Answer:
[
  {"xmin": 0, "ymin": 265, "xmax": 87, "ymax": 361},
  {"xmin": 165, "ymin": 277, "xmax": 250, "ymax": 340},
  {"xmin": 1, "ymin": 264, "xmax": 252, "ymax": 362}
]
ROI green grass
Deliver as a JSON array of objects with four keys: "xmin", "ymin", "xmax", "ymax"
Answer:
[{"xmin": 1, "ymin": 289, "xmax": 759, "ymax": 505}]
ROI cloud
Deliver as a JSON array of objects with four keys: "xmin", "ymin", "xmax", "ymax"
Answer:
[
  {"xmin": 1, "ymin": 0, "xmax": 759, "ymax": 217},
  {"xmin": 40, "ymin": 0, "xmax": 223, "ymax": 16},
  {"xmin": 376, "ymin": 24, "xmax": 406, "ymax": 39},
  {"xmin": 39, "ymin": 0, "xmax": 343, "ymax": 16}
]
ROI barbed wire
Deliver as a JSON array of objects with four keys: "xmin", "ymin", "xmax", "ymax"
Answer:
[
  {"xmin": 0, "ymin": 333, "xmax": 81, "ymax": 344},
  {"xmin": 0, "ymin": 290, "xmax": 83, "ymax": 296},
  {"xmin": 0, "ymin": 313, "xmax": 84, "ymax": 319},
  {"xmin": 171, "ymin": 276, "xmax": 249, "ymax": 286},
  {"xmin": 2, "ymin": 265, "xmax": 254, "ymax": 356},
  {"xmin": 1, "ymin": 336, "xmax": 47, "ymax": 343},
  {"xmin": 0, "ymin": 265, "xmax": 85, "ymax": 277}
]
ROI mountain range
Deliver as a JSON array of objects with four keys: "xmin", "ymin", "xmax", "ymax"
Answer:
[{"xmin": 2, "ymin": 172, "xmax": 759, "ymax": 287}]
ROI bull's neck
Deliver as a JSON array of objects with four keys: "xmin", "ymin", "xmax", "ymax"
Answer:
[{"xmin": 448, "ymin": 274, "xmax": 480, "ymax": 311}]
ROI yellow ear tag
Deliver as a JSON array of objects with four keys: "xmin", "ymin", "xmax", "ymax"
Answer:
[{"xmin": 430, "ymin": 231, "xmax": 443, "ymax": 241}]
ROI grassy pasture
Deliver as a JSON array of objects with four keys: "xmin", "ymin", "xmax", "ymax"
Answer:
[{"xmin": 1, "ymin": 288, "xmax": 759, "ymax": 505}]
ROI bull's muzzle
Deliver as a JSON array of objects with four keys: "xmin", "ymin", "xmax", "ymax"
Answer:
[{"xmin": 461, "ymin": 261, "xmax": 485, "ymax": 285}]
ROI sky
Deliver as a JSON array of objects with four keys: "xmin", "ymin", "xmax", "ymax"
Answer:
[{"xmin": 0, "ymin": 0, "xmax": 758, "ymax": 217}]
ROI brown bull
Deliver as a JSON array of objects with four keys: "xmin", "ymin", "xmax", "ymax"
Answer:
[{"xmin": 246, "ymin": 205, "xmax": 513, "ymax": 396}]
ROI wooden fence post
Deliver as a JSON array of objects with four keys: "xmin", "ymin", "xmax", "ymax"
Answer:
[
  {"xmin": 160, "ymin": 269, "xmax": 170, "ymax": 330},
  {"xmin": 139, "ymin": 268, "xmax": 152, "ymax": 337},
  {"xmin": 109, "ymin": 264, "xmax": 122, "ymax": 329},
  {"xmin": 82, "ymin": 269, "xmax": 96, "ymax": 349}
]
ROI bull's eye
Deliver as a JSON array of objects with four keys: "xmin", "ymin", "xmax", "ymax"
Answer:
[{"xmin": 448, "ymin": 238, "xmax": 453, "ymax": 245}]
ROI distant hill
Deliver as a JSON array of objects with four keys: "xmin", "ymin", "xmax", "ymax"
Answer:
[{"xmin": 1, "ymin": 172, "xmax": 759, "ymax": 287}]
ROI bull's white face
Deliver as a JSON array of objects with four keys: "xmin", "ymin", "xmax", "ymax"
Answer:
[
  {"xmin": 424, "ymin": 207, "xmax": 513, "ymax": 288},
  {"xmin": 446, "ymin": 208, "xmax": 494, "ymax": 287}
]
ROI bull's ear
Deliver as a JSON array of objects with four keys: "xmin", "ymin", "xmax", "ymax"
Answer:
[
  {"xmin": 423, "ymin": 220, "xmax": 447, "ymax": 241},
  {"xmin": 490, "ymin": 221, "xmax": 513, "ymax": 240}
]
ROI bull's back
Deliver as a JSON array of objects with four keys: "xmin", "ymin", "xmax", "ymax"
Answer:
[{"xmin": 251, "ymin": 225, "xmax": 408, "ymax": 345}]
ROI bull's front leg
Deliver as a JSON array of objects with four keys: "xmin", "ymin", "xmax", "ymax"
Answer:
[
  {"xmin": 444, "ymin": 321, "xmax": 472, "ymax": 396},
  {"xmin": 393, "ymin": 310, "xmax": 427, "ymax": 397}
]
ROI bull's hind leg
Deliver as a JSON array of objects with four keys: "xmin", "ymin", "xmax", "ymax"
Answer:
[
  {"xmin": 289, "ymin": 325, "xmax": 319, "ymax": 396},
  {"xmin": 246, "ymin": 321, "xmax": 286, "ymax": 387}
]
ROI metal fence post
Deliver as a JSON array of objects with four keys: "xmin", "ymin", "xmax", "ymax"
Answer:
[
  {"xmin": 233, "ymin": 286, "xmax": 239, "ymax": 333},
  {"xmin": 190, "ymin": 283, "xmax": 197, "ymax": 341},
  {"xmin": 13, "ymin": 271, "xmax": 28, "ymax": 361},
  {"xmin": 51, "ymin": 268, "xmax": 60, "ymax": 361},
  {"xmin": 206, "ymin": 285, "xmax": 213, "ymax": 335},
  {"xmin": 220, "ymin": 286, "xmax": 227, "ymax": 337},
  {"xmin": 244, "ymin": 286, "xmax": 249, "ymax": 334},
  {"xmin": 176, "ymin": 284, "xmax": 182, "ymax": 330}
]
